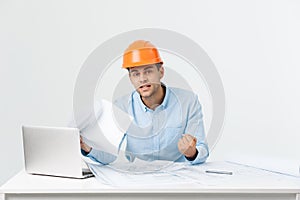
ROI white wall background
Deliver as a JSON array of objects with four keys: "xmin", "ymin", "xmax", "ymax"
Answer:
[{"xmin": 1, "ymin": 0, "xmax": 299, "ymax": 186}]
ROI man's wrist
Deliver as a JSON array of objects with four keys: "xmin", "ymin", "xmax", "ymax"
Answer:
[
  {"xmin": 185, "ymin": 149, "xmax": 198, "ymax": 161},
  {"xmin": 81, "ymin": 148, "xmax": 92, "ymax": 156}
]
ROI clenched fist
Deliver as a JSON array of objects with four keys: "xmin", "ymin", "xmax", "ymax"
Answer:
[{"xmin": 177, "ymin": 134, "xmax": 197, "ymax": 158}]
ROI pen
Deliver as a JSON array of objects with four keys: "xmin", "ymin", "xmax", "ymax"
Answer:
[{"xmin": 205, "ymin": 170, "xmax": 233, "ymax": 175}]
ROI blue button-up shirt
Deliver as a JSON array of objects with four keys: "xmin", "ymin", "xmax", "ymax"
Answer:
[{"xmin": 87, "ymin": 85, "xmax": 209, "ymax": 165}]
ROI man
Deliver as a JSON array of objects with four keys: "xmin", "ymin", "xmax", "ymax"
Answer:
[{"xmin": 81, "ymin": 40, "xmax": 209, "ymax": 165}]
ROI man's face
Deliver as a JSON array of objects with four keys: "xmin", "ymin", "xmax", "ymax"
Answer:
[{"xmin": 128, "ymin": 64, "xmax": 164, "ymax": 98}]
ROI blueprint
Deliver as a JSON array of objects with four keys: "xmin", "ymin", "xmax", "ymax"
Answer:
[{"xmin": 86, "ymin": 160, "xmax": 300, "ymax": 187}]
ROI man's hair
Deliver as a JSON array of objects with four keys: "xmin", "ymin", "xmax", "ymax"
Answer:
[
  {"xmin": 127, "ymin": 63, "xmax": 162, "ymax": 72},
  {"xmin": 155, "ymin": 63, "xmax": 162, "ymax": 70}
]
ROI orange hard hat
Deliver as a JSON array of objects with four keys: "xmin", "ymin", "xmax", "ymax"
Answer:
[{"xmin": 122, "ymin": 40, "xmax": 163, "ymax": 68}]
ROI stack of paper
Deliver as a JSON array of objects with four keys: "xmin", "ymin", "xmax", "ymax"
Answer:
[
  {"xmin": 86, "ymin": 160, "xmax": 300, "ymax": 187},
  {"xmin": 88, "ymin": 159, "xmax": 191, "ymax": 186}
]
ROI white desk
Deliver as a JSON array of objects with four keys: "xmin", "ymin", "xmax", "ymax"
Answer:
[{"xmin": 1, "ymin": 162, "xmax": 300, "ymax": 200}]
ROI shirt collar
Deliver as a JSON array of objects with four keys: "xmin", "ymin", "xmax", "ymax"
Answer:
[{"xmin": 160, "ymin": 83, "xmax": 170, "ymax": 109}]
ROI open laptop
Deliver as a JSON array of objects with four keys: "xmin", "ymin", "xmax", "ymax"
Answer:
[{"xmin": 22, "ymin": 125, "xmax": 94, "ymax": 179}]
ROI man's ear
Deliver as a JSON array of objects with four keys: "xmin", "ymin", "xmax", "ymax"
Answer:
[{"xmin": 159, "ymin": 66, "xmax": 165, "ymax": 79}]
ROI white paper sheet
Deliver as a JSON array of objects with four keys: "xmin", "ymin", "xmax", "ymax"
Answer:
[
  {"xmin": 226, "ymin": 154, "xmax": 300, "ymax": 177},
  {"xmin": 70, "ymin": 99, "xmax": 131, "ymax": 155}
]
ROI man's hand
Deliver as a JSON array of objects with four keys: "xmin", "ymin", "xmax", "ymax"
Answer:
[
  {"xmin": 177, "ymin": 134, "xmax": 197, "ymax": 158},
  {"xmin": 80, "ymin": 136, "xmax": 92, "ymax": 154}
]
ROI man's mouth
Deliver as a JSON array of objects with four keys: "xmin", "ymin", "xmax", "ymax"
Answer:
[{"xmin": 139, "ymin": 84, "xmax": 151, "ymax": 89}]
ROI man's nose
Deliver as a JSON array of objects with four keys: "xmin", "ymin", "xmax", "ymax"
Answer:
[{"xmin": 138, "ymin": 72, "xmax": 147, "ymax": 82}]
